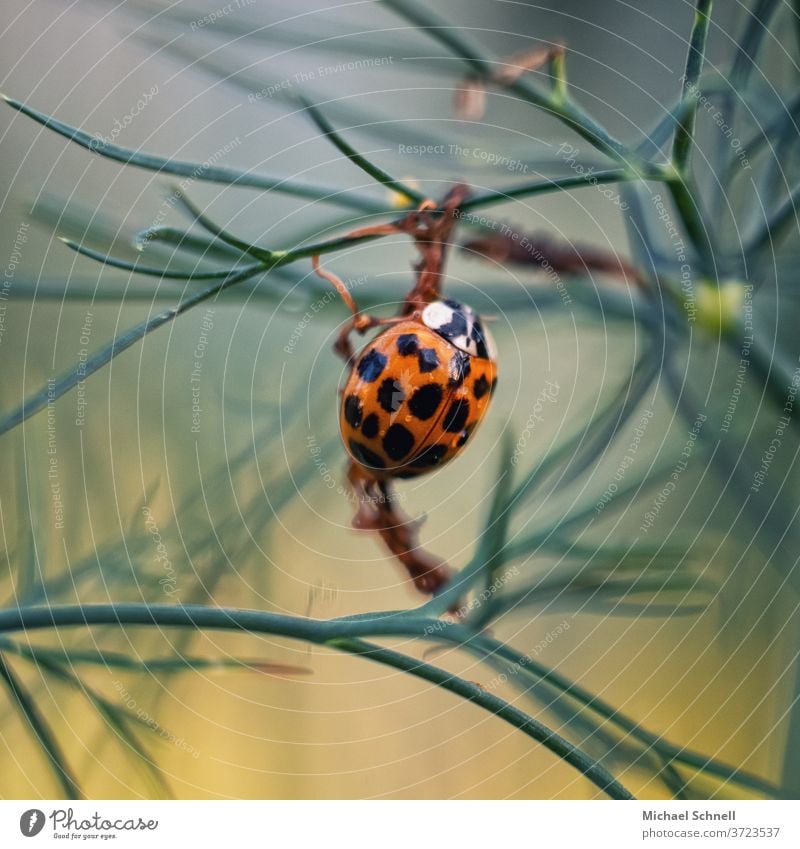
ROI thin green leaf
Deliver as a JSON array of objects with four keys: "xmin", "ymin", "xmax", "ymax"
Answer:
[
  {"xmin": 131, "ymin": 30, "xmax": 450, "ymax": 150},
  {"xmin": 415, "ymin": 433, "xmax": 515, "ymax": 618},
  {"xmin": 0, "ymin": 264, "xmax": 261, "ymax": 437},
  {"xmin": 0, "ymin": 653, "xmax": 82, "ymax": 799},
  {"xmin": 135, "ymin": 226, "xmax": 247, "ymax": 262},
  {"xmin": 730, "ymin": 0, "xmax": 781, "ymax": 89},
  {"xmin": 748, "ymin": 181, "xmax": 800, "ymax": 255},
  {"xmin": 9, "ymin": 644, "xmax": 310, "ymax": 675},
  {"xmin": 461, "ymin": 169, "xmax": 634, "ymax": 212},
  {"xmin": 329, "ymin": 636, "xmax": 634, "ymax": 799},
  {"xmin": 511, "ymin": 342, "xmax": 661, "ymax": 507},
  {"xmin": 382, "ymin": 0, "xmax": 635, "ymax": 167},
  {"xmin": 636, "ymin": 90, "xmax": 713, "ymax": 158},
  {"xmin": 464, "ymin": 633, "xmax": 783, "ymax": 799},
  {"xmin": 0, "ymin": 93, "xmax": 385, "ymax": 213},
  {"xmin": 61, "ymin": 237, "xmax": 259, "ymax": 279},
  {"xmin": 301, "ymin": 98, "xmax": 426, "ymax": 204},
  {"xmin": 673, "ymin": 0, "xmax": 714, "ymax": 171},
  {"xmin": 89, "ymin": 696, "xmax": 173, "ymax": 798},
  {"xmin": 168, "ymin": 191, "xmax": 276, "ymax": 263},
  {"xmin": 5, "ymin": 645, "xmax": 173, "ymax": 798},
  {"xmin": 131, "ymin": 3, "xmax": 429, "ymax": 65}
]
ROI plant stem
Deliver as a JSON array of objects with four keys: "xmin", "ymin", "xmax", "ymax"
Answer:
[
  {"xmin": 0, "ymin": 94, "xmax": 387, "ymax": 214},
  {"xmin": 383, "ymin": 0, "xmax": 714, "ymax": 269},
  {"xmin": 301, "ymin": 98, "xmax": 427, "ymax": 205},
  {"xmin": 461, "ymin": 169, "xmax": 634, "ymax": 211},
  {"xmin": 0, "ymin": 653, "xmax": 82, "ymax": 799},
  {"xmin": 330, "ymin": 637, "xmax": 635, "ymax": 799},
  {"xmin": 0, "ymin": 603, "xmax": 633, "ymax": 799},
  {"xmin": 382, "ymin": 0, "xmax": 637, "ymax": 169},
  {"xmin": 723, "ymin": 321, "xmax": 800, "ymax": 434},
  {"xmin": 665, "ymin": 172, "xmax": 715, "ymax": 269},
  {"xmin": 466, "ymin": 635, "xmax": 783, "ymax": 798},
  {"xmin": 748, "ymin": 182, "xmax": 800, "ymax": 255},
  {"xmin": 0, "ymin": 226, "xmax": 388, "ymax": 437},
  {"xmin": 61, "ymin": 240, "xmax": 264, "ymax": 280},
  {"xmin": 673, "ymin": 0, "xmax": 714, "ymax": 171},
  {"xmin": 0, "ymin": 602, "xmax": 774, "ymax": 796}
]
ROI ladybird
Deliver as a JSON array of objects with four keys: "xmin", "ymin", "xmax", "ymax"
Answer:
[{"xmin": 339, "ymin": 298, "xmax": 498, "ymax": 479}]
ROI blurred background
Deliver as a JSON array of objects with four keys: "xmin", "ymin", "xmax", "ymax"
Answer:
[{"xmin": 0, "ymin": 0, "xmax": 798, "ymax": 799}]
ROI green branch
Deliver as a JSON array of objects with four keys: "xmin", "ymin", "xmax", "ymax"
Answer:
[
  {"xmin": 0, "ymin": 603, "xmax": 632, "ymax": 799},
  {"xmin": 0, "ymin": 224, "xmax": 389, "ymax": 437},
  {"xmin": 748, "ymin": 182, "xmax": 800, "ymax": 255},
  {"xmin": 382, "ymin": 0, "xmax": 713, "ymax": 265},
  {"xmin": 0, "ymin": 654, "xmax": 82, "ymax": 799},
  {"xmin": 382, "ymin": 0, "xmax": 634, "ymax": 167},
  {"xmin": 0, "ymin": 265, "xmax": 259, "ymax": 436},
  {"xmin": 461, "ymin": 169, "xmax": 634, "ymax": 211},
  {"xmin": 466, "ymin": 635, "xmax": 784, "ymax": 799},
  {"xmin": 665, "ymin": 173, "xmax": 715, "ymax": 268},
  {"xmin": 0, "ymin": 94, "xmax": 385, "ymax": 214},
  {"xmin": 2, "ymin": 641, "xmax": 172, "ymax": 798},
  {"xmin": 730, "ymin": 0, "xmax": 781, "ymax": 90},
  {"xmin": 331, "ymin": 637, "xmax": 634, "ymax": 799},
  {"xmin": 301, "ymin": 99, "xmax": 427, "ymax": 204},
  {"xmin": 168, "ymin": 191, "xmax": 277, "ymax": 264},
  {"xmin": 673, "ymin": 0, "xmax": 714, "ymax": 171},
  {"xmin": 61, "ymin": 238, "xmax": 262, "ymax": 279}
]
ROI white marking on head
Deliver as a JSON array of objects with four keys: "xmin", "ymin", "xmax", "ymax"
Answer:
[
  {"xmin": 421, "ymin": 300, "xmax": 454, "ymax": 330},
  {"xmin": 421, "ymin": 299, "xmax": 495, "ymax": 360}
]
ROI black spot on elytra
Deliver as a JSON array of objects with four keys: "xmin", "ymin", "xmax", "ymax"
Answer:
[
  {"xmin": 448, "ymin": 350, "xmax": 471, "ymax": 387},
  {"xmin": 417, "ymin": 347, "xmax": 439, "ymax": 373},
  {"xmin": 443, "ymin": 398, "xmax": 470, "ymax": 433},
  {"xmin": 357, "ymin": 349, "xmax": 387, "ymax": 383},
  {"xmin": 377, "ymin": 378, "xmax": 404, "ymax": 413},
  {"xmin": 343, "ymin": 394, "xmax": 363, "ymax": 428},
  {"xmin": 409, "ymin": 443, "xmax": 448, "ymax": 468},
  {"xmin": 456, "ymin": 427, "xmax": 472, "ymax": 447},
  {"xmin": 348, "ymin": 438, "xmax": 386, "ymax": 469},
  {"xmin": 408, "ymin": 383, "xmax": 443, "ymax": 420},
  {"xmin": 382, "ymin": 423, "xmax": 415, "ymax": 461},
  {"xmin": 473, "ymin": 375, "xmax": 490, "ymax": 399},
  {"xmin": 361, "ymin": 413, "xmax": 379, "ymax": 439},
  {"xmin": 396, "ymin": 333, "xmax": 419, "ymax": 355}
]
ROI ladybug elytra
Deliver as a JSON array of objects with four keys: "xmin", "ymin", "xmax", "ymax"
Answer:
[{"xmin": 339, "ymin": 299, "xmax": 498, "ymax": 479}]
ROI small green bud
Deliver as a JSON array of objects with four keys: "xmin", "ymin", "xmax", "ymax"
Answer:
[{"xmin": 694, "ymin": 279, "xmax": 747, "ymax": 333}]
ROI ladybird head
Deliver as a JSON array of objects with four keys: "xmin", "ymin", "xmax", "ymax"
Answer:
[{"xmin": 420, "ymin": 299, "xmax": 496, "ymax": 361}]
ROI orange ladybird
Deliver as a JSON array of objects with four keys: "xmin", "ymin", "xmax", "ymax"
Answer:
[{"xmin": 339, "ymin": 299, "xmax": 497, "ymax": 479}]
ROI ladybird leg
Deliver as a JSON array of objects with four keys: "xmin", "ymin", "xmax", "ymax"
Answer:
[
  {"xmin": 313, "ymin": 256, "xmax": 412, "ymax": 360},
  {"xmin": 345, "ymin": 221, "xmax": 406, "ymax": 240},
  {"xmin": 312, "ymin": 255, "xmax": 371, "ymax": 361},
  {"xmin": 312, "ymin": 254, "xmax": 361, "ymax": 317},
  {"xmin": 347, "ymin": 462, "xmax": 381, "ymax": 528}
]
